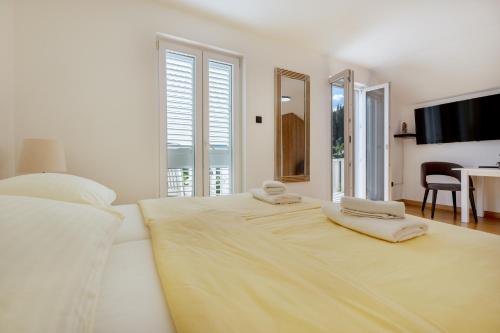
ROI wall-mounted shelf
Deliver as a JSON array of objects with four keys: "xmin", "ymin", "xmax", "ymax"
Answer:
[{"xmin": 394, "ymin": 133, "xmax": 416, "ymax": 138}]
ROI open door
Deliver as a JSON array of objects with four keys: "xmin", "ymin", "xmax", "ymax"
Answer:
[
  {"xmin": 329, "ymin": 70, "xmax": 354, "ymax": 202},
  {"xmin": 355, "ymin": 83, "xmax": 390, "ymax": 201}
]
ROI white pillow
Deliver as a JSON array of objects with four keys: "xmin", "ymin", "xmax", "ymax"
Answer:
[
  {"xmin": 0, "ymin": 173, "xmax": 117, "ymax": 208},
  {"xmin": 0, "ymin": 195, "xmax": 121, "ymax": 333}
]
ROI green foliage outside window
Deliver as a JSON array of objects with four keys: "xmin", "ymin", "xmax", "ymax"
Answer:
[{"xmin": 332, "ymin": 104, "xmax": 344, "ymax": 159}]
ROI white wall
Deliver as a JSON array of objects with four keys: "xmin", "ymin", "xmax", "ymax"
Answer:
[
  {"xmin": 388, "ymin": 94, "xmax": 407, "ymax": 200},
  {"xmin": 11, "ymin": 0, "xmax": 340, "ymax": 203},
  {"xmin": 0, "ymin": 0, "xmax": 15, "ymax": 179},
  {"xmin": 12, "ymin": 0, "xmax": 495, "ymax": 210}
]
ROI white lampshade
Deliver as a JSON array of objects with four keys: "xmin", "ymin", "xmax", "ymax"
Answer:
[{"xmin": 18, "ymin": 138, "xmax": 67, "ymax": 174}]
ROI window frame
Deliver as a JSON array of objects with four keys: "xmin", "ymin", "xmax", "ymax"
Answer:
[{"xmin": 158, "ymin": 38, "xmax": 242, "ymax": 197}]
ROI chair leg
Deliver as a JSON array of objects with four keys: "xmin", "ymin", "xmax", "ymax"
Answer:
[
  {"xmin": 469, "ymin": 189, "xmax": 478, "ymax": 223},
  {"xmin": 451, "ymin": 191, "xmax": 457, "ymax": 216},
  {"xmin": 421, "ymin": 189, "xmax": 429, "ymax": 211},
  {"xmin": 431, "ymin": 189, "xmax": 438, "ymax": 219}
]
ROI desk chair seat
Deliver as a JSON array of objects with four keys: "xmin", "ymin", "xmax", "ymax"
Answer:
[
  {"xmin": 427, "ymin": 183, "xmax": 474, "ymax": 191},
  {"xmin": 421, "ymin": 162, "xmax": 478, "ymax": 222}
]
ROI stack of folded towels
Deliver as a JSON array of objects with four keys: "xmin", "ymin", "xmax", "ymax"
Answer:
[
  {"xmin": 322, "ymin": 196, "xmax": 428, "ymax": 242},
  {"xmin": 251, "ymin": 181, "xmax": 302, "ymax": 205}
]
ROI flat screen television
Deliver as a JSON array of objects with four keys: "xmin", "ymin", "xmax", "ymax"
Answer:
[{"xmin": 414, "ymin": 93, "xmax": 500, "ymax": 145}]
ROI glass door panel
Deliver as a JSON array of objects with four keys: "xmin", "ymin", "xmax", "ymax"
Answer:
[
  {"xmin": 207, "ymin": 60, "xmax": 233, "ymax": 196},
  {"xmin": 366, "ymin": 88, "xmax": 385, "ymax": 200},
  {"xmin": 360, "ymin": 83, "xmax": 390, "ymax": 201},
  {"xmin": 165, "ymin": 51, "xmax": 197, "ymax": 197},
  {"xmin": 331, "ymin": 79, "xmax": 345, "ymax": 202}
]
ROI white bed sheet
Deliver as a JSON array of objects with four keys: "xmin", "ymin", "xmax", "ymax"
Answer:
[
  {"xmin": 94, "ymin": 204, "xmax": 176, "ymax": 333},
  {"xmin": 113, "ymin": 204, "xmax": 150, "ymax": 244},
  {"xmin": 94, "ymin": 240, "xmax": 176, "ymax": 333}
]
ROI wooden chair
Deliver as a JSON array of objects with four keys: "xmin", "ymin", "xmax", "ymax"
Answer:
[{"xmin": 420, "ymin": 162, "xmax": 478, "ymax": 222}]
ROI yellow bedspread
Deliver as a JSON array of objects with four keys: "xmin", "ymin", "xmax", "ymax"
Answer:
[
  {"xmin": 139, "ymin": 194, "xmax": 500, "ymax": 333},
  {"xmin": 140, "ymin": 193, "xmax": 322, "ymax": 224}
]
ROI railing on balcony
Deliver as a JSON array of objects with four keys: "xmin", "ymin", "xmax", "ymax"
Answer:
[
  {"xmin": 167, "ymin": 167, "xmax": 193, "ymax": 197},
  {"xmin": 332, "ymin": 158, "xmax": 344, "ymax": 202},
  {"xmin": 166, "ymin": 145, "xmax": 231, "ymax": 197},
  {"xmin": 167, "ymin": 166, "xmax": 231, "ymax": 197},
  {"xmin": 209, "ymin": 166, "xmax": 231, "ymax": 196}
]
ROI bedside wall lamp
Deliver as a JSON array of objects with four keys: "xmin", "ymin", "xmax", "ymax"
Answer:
[{"xmin": 18, "ymin": 138, "xmax": 67, "ymax": 174}]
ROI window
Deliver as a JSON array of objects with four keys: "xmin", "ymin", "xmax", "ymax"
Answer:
[{"xmin": 158, "ymin": 39, "xmax": 240, "ymax": 197}]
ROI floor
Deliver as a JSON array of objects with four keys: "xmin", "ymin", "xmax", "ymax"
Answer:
[{"xmin": 405, "ymin": 203, "xmax": 500, "ymax": 236}]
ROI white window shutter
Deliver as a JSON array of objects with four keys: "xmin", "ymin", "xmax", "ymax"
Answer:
[
  {"xmin": 207, "ymin": 61, "xmax": 233, "ymax": 196},
  {"xmin": 165, "ymin": 51, "xmax": 196, "ymax": 197},
  {"xmin": 160, "ymin": 40, "xmax": 239, "ymax": 198}
]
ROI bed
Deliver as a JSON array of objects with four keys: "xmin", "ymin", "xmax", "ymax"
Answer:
[
  {"xmin": 97, "ymin": 195, "xmax": 500, "ymax": 333},
  {"xmin": 1, "ymin": 178, "xmax": 500, "ymax": 333}
]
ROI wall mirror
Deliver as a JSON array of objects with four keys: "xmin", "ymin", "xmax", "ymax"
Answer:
[{"xmin": 274, "ymin": 68, "xmax": 310, "ymax": 182}]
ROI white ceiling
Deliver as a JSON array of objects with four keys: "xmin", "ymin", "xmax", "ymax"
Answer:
[{"xmin": 162, "ymin": 0, "xmax": 500, "ymax": 103}]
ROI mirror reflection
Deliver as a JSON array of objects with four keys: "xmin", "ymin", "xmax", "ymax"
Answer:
[{"xmin": 281, "ymin": 77, "xmax": 306, "ymax": 176}]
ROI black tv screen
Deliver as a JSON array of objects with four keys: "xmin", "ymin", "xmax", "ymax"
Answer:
[{"xmin": 414, "ymin": 93, "xmax": 500, "ymax": 145}]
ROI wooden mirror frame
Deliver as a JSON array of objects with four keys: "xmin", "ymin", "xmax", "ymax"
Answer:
[{"xmin": 274, "ymin": 68, "xmax": 310, "ymax": 182}]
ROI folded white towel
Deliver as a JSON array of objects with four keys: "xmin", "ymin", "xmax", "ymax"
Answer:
[
  {"xmin": 251, "ymin": 188, "xmax": 301, "ymax": 205},
  {"xmin": 340, "ymin": 196, "xmax": 405, "ymax": 219},
  {"xmin": 340, "ymin": 208, "xmax": 401, "ymax": 219},
  {"xmin": 262, "ymin": 180, "xmax": 287, "ymax": 189},
  {"xmin": 262, "ymin": 180, "xmax": 287, "ymax": 195},
  {"xmin": 322, "ymin": 202, "xmax": 428, "ymax": 243},
  {"xmin": 264, "ymin": 187, "xmax": 287, "ymax": 195}
]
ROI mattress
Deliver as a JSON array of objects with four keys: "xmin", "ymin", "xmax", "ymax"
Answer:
[{"xmin": 94, "ymin": 204, "xmax": 176, "ymax": 333}]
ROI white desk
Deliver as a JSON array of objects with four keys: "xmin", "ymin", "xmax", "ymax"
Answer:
[{"xmin": 453, "ymin": 168, "xmax": 500, "ymax": 223}]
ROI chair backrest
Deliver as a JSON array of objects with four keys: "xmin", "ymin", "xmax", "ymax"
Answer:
[{"xmin": 420, "ymin": 161, "xmax": 470, "ymax": 188}]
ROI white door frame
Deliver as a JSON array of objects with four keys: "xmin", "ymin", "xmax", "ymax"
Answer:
[
  {"xmin": 362, "ymin": 82, "xmax": 390, "ymax": 200},
  {"xmin": 328, "ymin": 69, "xmax": 354, "ymax": 198},
  {"xmin": 158, "ymin": 38, "xmax": 242, "ymax": 197}
]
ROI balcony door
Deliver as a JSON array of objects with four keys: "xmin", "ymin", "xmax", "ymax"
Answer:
[
  {"xmin": 354, "ymin": 83, "xmax": 390, "ymax": 201},
  {"xmin": 330, "ymin": 71, "xmax": 390, "ymax": 202},
  {"xmin": 158, "ymin": 39, "xmax": 240, "ymax": 197}
]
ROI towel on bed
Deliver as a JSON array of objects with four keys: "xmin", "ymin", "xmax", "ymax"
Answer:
[
  {"xmin": 262, "ymin": 180, "xmax": 287, "ymax": 195},
  {"xmin": 251, "ymin": 188, "xmax": 301, "ymax": 204},
  {"xmin": 341, "ymin": 196, "xmax": 405, "ymax": 219},
  {"xmin": 322, "ymin": 202, "xmax": 427, "ymax": 242},
  {"xmin": 264, "ymin": 187, "xmax": 287, "ymax": 195}
]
